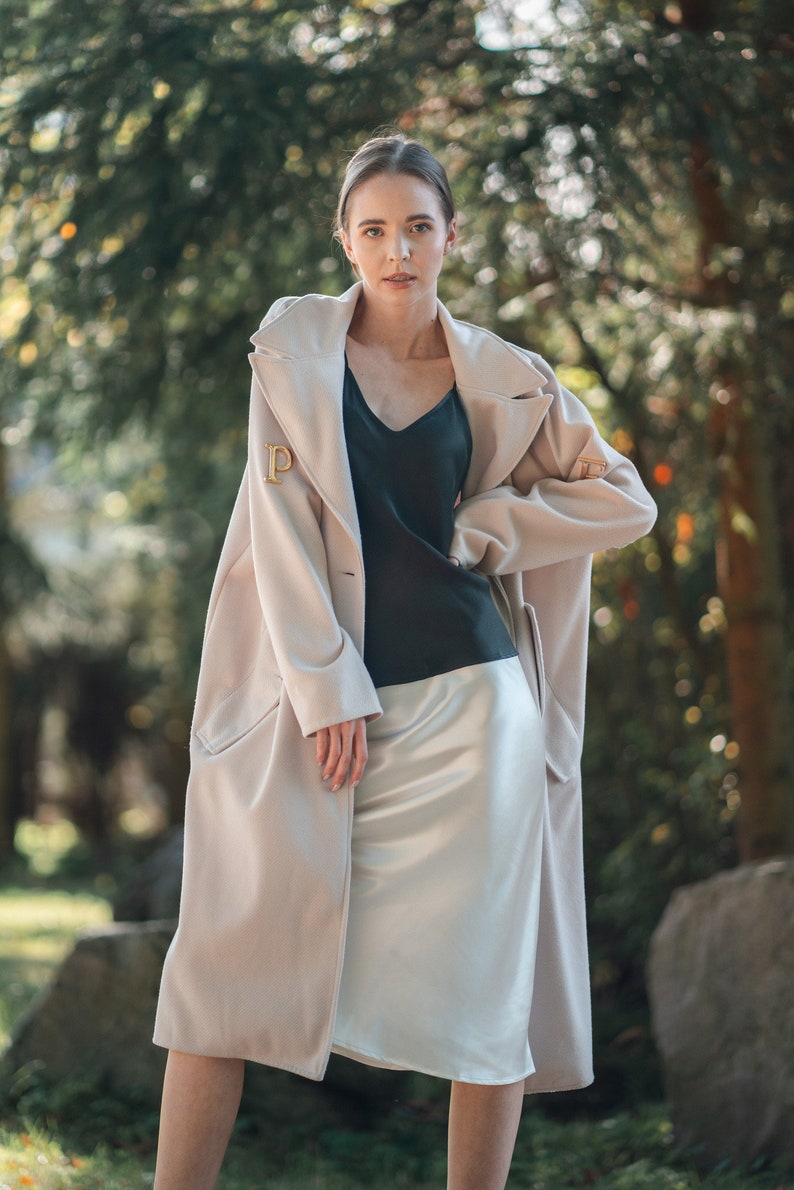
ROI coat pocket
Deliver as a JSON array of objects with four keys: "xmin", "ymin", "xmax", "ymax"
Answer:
[
  {"xmin": 194, "ymin": 668, "xmax": 282, "ymax": 755},
  {"xmin": 522, "ymin": 601, "xmax": 582, "ymax": 781},
  {"xmin": 521, "ymin": 602, "xmax": 545, "ymax": 718},
  {"xmin": 542, "ymin": 683, "xmax": 583, "ymax": 783}
]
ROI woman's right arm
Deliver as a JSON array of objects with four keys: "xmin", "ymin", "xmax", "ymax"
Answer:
[{"xmin": 450, "ymin": 367, "xmax": 656, "ymax": 574}]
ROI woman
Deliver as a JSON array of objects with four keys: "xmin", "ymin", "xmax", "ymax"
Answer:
[{"xmin": 153, "ymin": 134, "xmax": 656, "ymax": 1189}]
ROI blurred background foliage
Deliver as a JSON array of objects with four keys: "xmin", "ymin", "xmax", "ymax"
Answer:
[{"xmin": 1, "ymin": 0, "xmax": 792, "ymax": 1103}]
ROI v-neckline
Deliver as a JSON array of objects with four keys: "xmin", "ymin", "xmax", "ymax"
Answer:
[{"xmin": 345, "ymin": 360, "xmax": 455, "ymax": 435}]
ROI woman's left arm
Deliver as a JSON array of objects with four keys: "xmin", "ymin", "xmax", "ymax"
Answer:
[{"xmin": 450, "ymin": 366, "xmax": 657, "ymax": 574}]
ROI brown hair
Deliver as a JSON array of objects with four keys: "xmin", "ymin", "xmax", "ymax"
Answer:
[{"xmin": 334, "ymin": 134, "xmax": 456, "ymax": 238}]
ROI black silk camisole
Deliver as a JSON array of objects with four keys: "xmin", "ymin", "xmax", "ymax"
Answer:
[{"xmin": 342, "ymin": 362, "xmax": 518, "ymax": 688}]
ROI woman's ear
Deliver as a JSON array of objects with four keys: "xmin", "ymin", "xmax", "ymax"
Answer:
[
  {"xmin": 340, "ymin": 231, "xmax": 360, "ymax": 277},
  {"xmin": 340, "ymin": 229, "xmax": 356, "ymax": 265},
  {"xmin": 443, "ymin": 218, "xmax": 458, "ymax": 255}
]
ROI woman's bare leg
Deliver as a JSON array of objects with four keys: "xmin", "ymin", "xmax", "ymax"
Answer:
[
  {"xmin": 153, "ymin": 1051, "xmax": 245, "ymax": 1190},
  {"xmin": 446, "ymin": 1079, "xmax": 525, "ymax": 1190}
]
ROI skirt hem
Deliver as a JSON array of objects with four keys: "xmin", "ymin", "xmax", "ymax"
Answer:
[{"xmin": 331, "ymin": 1040, "xmax": 536, "ymax": 1086}]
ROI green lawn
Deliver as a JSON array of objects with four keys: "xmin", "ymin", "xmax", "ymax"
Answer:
[
  {"xmin": 0, "ymin": 841, "xmax": 792, "ymax": 1189},
  {"xmin": 2, "ymin": 1103, "xmax": 793, "ymax": 1189}
]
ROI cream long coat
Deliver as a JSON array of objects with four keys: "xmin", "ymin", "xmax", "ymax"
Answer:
[{"xmin": 153, "ymin": 282, "xmax": 657, "ymax": 1093}]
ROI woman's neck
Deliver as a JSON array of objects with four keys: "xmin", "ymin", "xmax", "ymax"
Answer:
[{"xmin": 347, "ymin": 291, "xmax": 447, "ymax": 361}]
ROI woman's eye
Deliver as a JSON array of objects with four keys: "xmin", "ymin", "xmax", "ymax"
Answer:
[
  {"xmin": 412, "ymin": 222, "xmax": 431, "ymax": 233},
  {"xmin": 363, "ymin": 227, "xmax": 382, "ymax": 237}
]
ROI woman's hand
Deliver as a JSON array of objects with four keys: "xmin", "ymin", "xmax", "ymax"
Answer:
[{"xmin": 315, "ymin": 718, "xmax": 369, "ymax": 792}]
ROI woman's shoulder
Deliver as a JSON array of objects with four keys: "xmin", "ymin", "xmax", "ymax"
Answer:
[
  {"xmin": 255, "ymin": 294, "xmax": 307, "ymax": 332},
  {"xmin": 438, "ymin": 303, "xmax": 555, "ymax": 397},
  {"xmin": 251, "ymin": 287, "xmax": 361, "ymax": 355},
  {"xmin": 459, "ymin": 317, "xmax": 554, "ymax": 376},
  {"xmin": 256, "ymin": 286, "xmax": 360, "ymax": 331}
]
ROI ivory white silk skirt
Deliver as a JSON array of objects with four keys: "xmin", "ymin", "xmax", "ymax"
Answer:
[{"xmin": 331, "ymin": 655, "xmax": 546, "ymax": 1084}]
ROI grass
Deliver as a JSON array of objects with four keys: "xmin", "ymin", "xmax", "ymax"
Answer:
[
  {"xmin": 2, "ymin": 1101, "xmax": 793, "ymax": 1189},
  {"xmin": 1, "ymin": 822, "xmax": 793, "ymax": 1188},
  {"xmin": 0, "ymin": 1125, "xmax": 151, "ymax": 1188}
]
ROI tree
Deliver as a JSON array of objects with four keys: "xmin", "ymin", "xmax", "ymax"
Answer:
[
  {"xmin": 409, "ymin": 0, "xmax": 793, "ymax": 863},
  {"xmin": 0, "ymin": 0, "xmax": 509, "ymax": 838},
  {"xmin": 2, "ymin": 0, "xmax": 790, "ymax": 874},
  {"xmin": 0, "ymin": 436, "xmax": 48, "ymax": 856},
  {"xmin": 676, "ymin": 0, "xmax": 792, "ymax": 860}
]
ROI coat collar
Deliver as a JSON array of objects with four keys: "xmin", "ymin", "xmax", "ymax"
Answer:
[
  {"xmin": 434, "ymin": 301, "xmax": 552, "ymax": 496},
  {"xmin": 248, "ymin": 284, "xmax": 552, "ymax": 538}
]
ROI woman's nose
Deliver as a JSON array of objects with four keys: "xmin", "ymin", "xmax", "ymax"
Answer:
[{"xmin": 388, "ymin": 237, "xmax": 410, "ymax": 262}]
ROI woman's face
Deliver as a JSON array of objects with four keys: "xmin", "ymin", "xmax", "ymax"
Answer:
[{"xmin": 340, "ymin": 172, "xmax": 456, "ymax": 310}]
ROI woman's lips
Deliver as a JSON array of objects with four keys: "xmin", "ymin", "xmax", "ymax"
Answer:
[{"xmin": 384, "ymin": 273, "xmax": 415, "ymax": 285}]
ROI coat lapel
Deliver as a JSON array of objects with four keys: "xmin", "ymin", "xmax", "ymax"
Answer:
[
  {"xmin": 437, "ymin": 305, "xmax": 552, "ymax": 498},
  {"xmin": 248, "ymin": 284, "xmax": 554, "ymax": 524},
  {"xmin": 249, "ymin": 287, "xmax": 362, "ymax": 544}
]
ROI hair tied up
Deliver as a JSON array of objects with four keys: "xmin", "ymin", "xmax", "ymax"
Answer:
[{"xmin": 334, "ymin": 134, "xmax": 456, "ymax": 241}]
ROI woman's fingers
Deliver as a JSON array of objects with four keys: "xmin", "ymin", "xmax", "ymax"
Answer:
[
  {"xmin": 350, "ymin": 718, "xmax": 369, "ymax": 788},
  {"xmin": 321, "ymin": 722, "xmax": 344, "ymax": 787},
  {"xmin": 318, "ymin": 719, "xmax": 368, "ymax": 791},
  {"xmin": 316, "ymin": 727, "xmax": 330, "ymax": 768},
  {"xmin": 325, "ymin": 720, "xmax": 353, "ymax": 792}
]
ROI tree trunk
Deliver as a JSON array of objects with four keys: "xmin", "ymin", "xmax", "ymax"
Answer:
[
  {"xmin": 0, "ymin": 440, "xmax": 13, "ymax": 857},
  {"xmin": 710, "ymin": 383, "xmax": 792, "ymax": 858},
  {"xmin": 682, "ymin": 0, "xmax": 793, "ymax": 859}
]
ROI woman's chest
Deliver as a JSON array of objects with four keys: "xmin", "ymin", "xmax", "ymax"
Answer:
[{"xmin": 344, "ymin": 347, "xmax": 455, "ymax": 433}]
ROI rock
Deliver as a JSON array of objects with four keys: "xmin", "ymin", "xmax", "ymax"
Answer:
[
  {"xmin": 647, "ymin": 858, "xmax": 794, "ymax": 1169},
  {"xmin": 113, "ymin": 829, "xmax": 184, "ymax": 922},
  {"xmin": 5, "ymin": 921, "xmax": 174, "ymax": 1100}
]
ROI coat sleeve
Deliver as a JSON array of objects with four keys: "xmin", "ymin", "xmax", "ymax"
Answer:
[
  {"xmin": 246, "ymin": 360, "xmax": 382, "ymax": 739},
  {"xmin": 449, "ymin": 358, "xmax": 656, "ymax": 574}
]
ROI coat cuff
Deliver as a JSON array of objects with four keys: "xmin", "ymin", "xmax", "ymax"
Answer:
[
  {"xmin": 447, "ymin": 531, "xmax": 484, "ymax": 572},
  {"xmin": 286, "ymin": 638, "xmax": 383, "ymax": 738}
]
